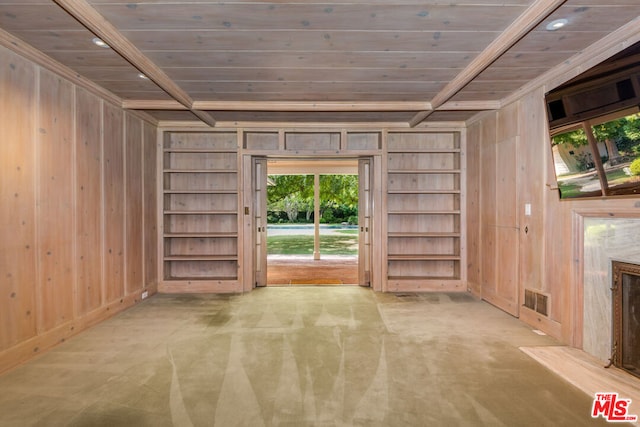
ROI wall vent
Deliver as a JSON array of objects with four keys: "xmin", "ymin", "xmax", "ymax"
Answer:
[{"xmin": 524, "ymin": 289, "xmax": 549, "ymax": 316}]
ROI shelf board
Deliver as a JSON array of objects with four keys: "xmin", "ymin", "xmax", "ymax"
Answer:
[
  {"xmin": 388, "ymin": 169, "xmax": 461, "ymax": 174},
  {"xmin": 164, "ymin": 169, "xmax": 237, "ymax": 173},
  {"xmin": 164, "ymin": 210, "xmax": 237, "ymax": 215},
  {"xmin": 388, "ymin": 232, "xmax": 460, "ymax": 237},
  {"xmin": 163, "ymin": 189, "xmax": 237, "ymax": 194},
  {"xmin": 164, "ymin": 148, "xmax": 237, "ymax": 153},
  {"xmin": 164, "ymin": 255, "xmax": 238, "ymax": 261},
  {"xmin": 387, "ymin": 148, "xmax": 461, "ymax": 153},
  {"xmin": 387, "ymin": 189, "xmax": 460, "ymax": 194},
  {"xmin": 162, "ymin": 276, "xmax": 238, "ymax": 282},
  {"xmin": 388, "ymin": 210, "xmax": 461, "ymax": 215},
  {"xmin": 164, "ymin": 232, "xmax": 238, "ymax": 238},
  {"xmin": 387, "ymin": 254, "xmax": 461, "ymax": 261},
  {"xmin": 387, "ymin": 275, "xmax": 461, "ymax": 281}
]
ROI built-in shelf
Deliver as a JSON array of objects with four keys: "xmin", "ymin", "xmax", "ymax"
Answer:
[
  {"xmin": 388, "ymin": 232, "xmax": 460, "ymax": 237},
  {"xmin": 164, "ymin": 255, "xmax": 238, "ymax": 261},
  {"xmin": 388, "ymin": 169, "xmax": 461, "ymax": 174},
  {"xmin": 165, "ymin": 210, "xmax": 237, "ymax": 215},
  {"xmin": 387, "ymin": 254, "xmax": 461, "ymax": 261},
  {"xmin": 164, "ymin": 232, "xmax": 238, "ymax": 238},
  {"xmin": 163, "ymin": 189, "xmax": 237, "ymax": 194},
  {"xmin": 164, "ymin": 169, "xmax": 236, "ymax": 173},
  {"xmin": 162, "ymin": 131, "xmax": 240, "ymax": 283},
  {"xmin": 386, "ymin": 131, "xmax": 462, "ymax": 287},
  {"xmin": 164, "ymin": 148, "xmax": 237, "ymax": 153},
  {"xmin": 387, "ymin": 189, "xmax": 461, "ymax": 194},
  {"xmin": 388, "ymin": 210, "xmax": 461, "ymax": 215},
  {"xmin": 387, "ymin": 148, "xmax": 461, "ymax": 153}
]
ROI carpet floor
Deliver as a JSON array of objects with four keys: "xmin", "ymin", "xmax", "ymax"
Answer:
[{"xmin": 0, "ymin": 288, "xmax": 626, "ymax": 426}]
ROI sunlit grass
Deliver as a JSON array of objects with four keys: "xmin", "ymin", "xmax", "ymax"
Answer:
[{"xmin": 267, "ymin": 234, "xmax": 358, "ymax": 255}]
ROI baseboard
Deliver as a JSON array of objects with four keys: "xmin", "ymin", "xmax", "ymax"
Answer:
[{"xmin": 0, "ymin": 288, "xmax": 149, "ymax": 375}]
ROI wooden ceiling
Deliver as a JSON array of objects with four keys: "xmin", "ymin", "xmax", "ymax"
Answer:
[{"xmin": 0, "ymin": 0, "xmax": 639, "ymax": 127}]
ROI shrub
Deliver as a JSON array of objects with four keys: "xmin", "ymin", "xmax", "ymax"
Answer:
[{"xmin": 630, "ymin": 157, "xmax": 640, "ymax": 176}]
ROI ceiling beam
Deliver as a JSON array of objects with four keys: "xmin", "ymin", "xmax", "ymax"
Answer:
[
  {"xmin": 52, "ymin": 0, "xmax": 215, "ymax": 127},
  {"xmin": 191, "ymin": 110, "xmax": 218, "ymax": 127},
  {"xmin": 123, "ymin": 99, "xmax": 496, "ymax": 115},
  {"xmin": 192, "ymin": 101, "xmax": 432, "ymax": 112},
  {"xmin": 409, "ymin": 0, "xmax": 566, "ymax": 127},
  {"xmin": 437, "ymin": 100, "xmax": 502, "ymax": 111},
  {"xmin": 122, "ymin": 100, "xmax": 187, "ymax": 110}
]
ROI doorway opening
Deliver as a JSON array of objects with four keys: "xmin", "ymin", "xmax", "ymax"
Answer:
[{"xmin": 253, "ymin": 157, "xmax": 372, "ymax": 287}]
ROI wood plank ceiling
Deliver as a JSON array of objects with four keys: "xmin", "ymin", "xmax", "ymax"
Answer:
[{"xmin": 0, "ymin": 0, "xmax": 639, "ymax": 127}]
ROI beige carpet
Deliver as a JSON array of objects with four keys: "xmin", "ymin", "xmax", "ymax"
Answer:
[{"xmin": 0, "ymin": 288, "xmax": 624, "ymax": 426}]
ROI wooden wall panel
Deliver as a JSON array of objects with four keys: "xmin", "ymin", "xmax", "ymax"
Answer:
[
  {"xmin": 474, "ymin": 82, "xmax": 640, "ymax": 346},
  {"xmin": 496, "ymin": 103, "xmax": 519, "ymax": 228},
  {"xmin": 517, "ymin": 89, "xmax": 547, "ymax": 300},
  {"xmin": 495, "ymin": 139, "xmax": 518, "ymax": 227},
  {"xmin": 495, "ymin": 104, "xmax": 520, "ymax": 316},
  {"xmin": 103, "ymin": 103, "xmax": 125, "ymax": 302},
  {"xmin": 474, "ymin": 104, "xmax": 522, "ymax": 317},
  {"xmin": 465, "ymin": 121, "xmax": 481, "ymax": 296},
  {"xmin": 75, "ymin": 88, "xmax": 104, "ymax": 316},
  {"xmin": 479, "ymin": 112, "xmax": 497, "ymax": 296},
  {"xmin": 125, "ymin": 115, "xmax": 144, "ymax": 293},
  {"xmin": 143, "ymin": 123, "xmax": 158, "ymax": 290},
  {"xmin": 543, "ymin": 164, "xmax": 573, "ymax": 331},
  {"xmin": 0, "ymin": 47, "xmax": 37, "ymax": 351},
  {"xmin": 37, "ymin": 70, "xmax": 75, "ymax": 330},
  {"xmin": 0, "ymin": 44, "xmax": 158, "ymax": 374}
]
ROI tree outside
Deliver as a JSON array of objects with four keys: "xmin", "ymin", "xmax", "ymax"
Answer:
[
  {"xmin": 551, "ymin": 112, "xmax": 640, "ymax": 198},
  {"xmin": 266, "ymin": 175, "xmax": 358, "ymax": 224},
  {"xmin": 266, "ymin": 174, "xmax": 358, "ymax": 255}
]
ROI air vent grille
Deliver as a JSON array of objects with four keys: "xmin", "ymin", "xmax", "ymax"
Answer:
[{"xmin": 524, "ymin": 289, "xmax": 549, "ymax": 316}]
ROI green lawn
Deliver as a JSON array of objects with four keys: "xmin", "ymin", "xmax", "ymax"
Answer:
[
  {"xmin": 267, "ymin": 234, "xmax": 358, "ymax": 255},
  {"xmin": 558, "ymin": 167, "xmax": 638, "ymax": 198}
]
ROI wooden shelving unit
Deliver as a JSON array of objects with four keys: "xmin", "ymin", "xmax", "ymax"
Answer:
[
  {"xmin": 162, "ymin": 132, "xmax": 239, "ymax": 286},
  {"xmin": 386, "ymin": 132, "xmax": 463, "ymax": 290}
]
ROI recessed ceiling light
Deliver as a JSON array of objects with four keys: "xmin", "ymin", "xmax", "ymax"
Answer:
[
  {"xmin": 92, "ymin": 37, "xmax": 110, "ymax": 48},
  {"xmin": 138, "ymin": 73, "xmax": 149, "ymax": 79},
  {"xmin": 546, "ymin": 18, "xmax": 568, "ymax": 31}
]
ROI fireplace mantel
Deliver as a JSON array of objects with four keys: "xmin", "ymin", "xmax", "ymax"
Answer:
[
  {"xmin": 611, "ymin": 260, "xmax": 640, "ymax": 377},
  {"xmin": 579, "ymin": 216, "xmax": 640, "ymax": 363}
]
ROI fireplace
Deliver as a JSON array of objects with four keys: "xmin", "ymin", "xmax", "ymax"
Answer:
[{"xmin": 611, "ymin": 261, "xmax": 640, "ymax": 378}]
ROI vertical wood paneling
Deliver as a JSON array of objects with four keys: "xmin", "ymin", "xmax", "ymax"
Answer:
[
  {"xmin": 495, "ymin": 137, "xmax": 518, "ymax": 223},
  {"xmin": 37, "ymin": 70, "xmax": 74, "ymax": 330},
  {"xmin": 477, "ymin": 104, "xmax": 521, "ymax": 316},
  {"xmin": 518, "ymin": 90, "xmax": 547, "ymax": 297},
  {"xmin": 496, "ymin": 104, "xmax": 520, "ymax": 315},
  {"xmin": 0, "ymin": 45, "xmax": 158, "ymax": 374},
  {"xmin": 466, "ymin": 121, "xmax": 481, "ymax": 296},
  {"xmin": 545, "ymin": 174, "xmax": 573, "ymax": 323},
  {"xmin": 75, "ymin": 88, "xmax": 103, "ymax": 315},
  {"xmin": 480, "ymin": 112, "xmax": 497, "ymax": 295},
  {"xmin": 125, "ymin": 115, "xmax": 143, "ymax": 293},
  {"xmin": 143, "ymin": 123, "xmax": 158, "ymax": 290},
  {"xmin": 0, "ymin": 47, "xmax": 37, "ymax": 350},
  {"xmin": 103, "ymin": 103, "xmax": 125, "ymax": 302}
]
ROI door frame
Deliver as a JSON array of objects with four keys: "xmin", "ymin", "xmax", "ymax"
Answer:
[{"xmin": 243, "ymin": 155, "xmax": 382, "ymax": 290}]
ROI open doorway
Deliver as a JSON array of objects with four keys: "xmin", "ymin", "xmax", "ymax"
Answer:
[{"xmin": 252, "ymin": 158, "xmax": 371, "ymax": 287}]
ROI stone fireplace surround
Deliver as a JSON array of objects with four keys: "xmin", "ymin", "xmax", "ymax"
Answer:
[{"xmin": 583, "ymin": 216, "xmax": 640, "ymax": 363}]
